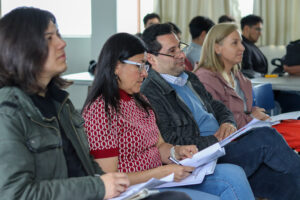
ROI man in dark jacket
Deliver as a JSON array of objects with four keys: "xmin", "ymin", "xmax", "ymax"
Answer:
[
  {"xmin": 141, "ymin": 23, "xmax": 300, "ymax": 200},
  {"xmin": 240, "ymin": 14, "xmax": 267, "ymax": 78}
]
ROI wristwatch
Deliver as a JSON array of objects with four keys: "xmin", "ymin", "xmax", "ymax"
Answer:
[{"xmin": 170, "ymin": 146, "xmax": 178, "ymax": 161}]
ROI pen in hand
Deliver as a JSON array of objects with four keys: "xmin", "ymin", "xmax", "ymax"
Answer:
[{"xmin": 169, "ymin": 156, "xmax": 183, "ymax": 165}]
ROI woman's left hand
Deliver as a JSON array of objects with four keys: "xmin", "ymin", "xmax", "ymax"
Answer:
[{"xmin": 175, "ymin": 145, "xmax": 198, "ymax": 160}]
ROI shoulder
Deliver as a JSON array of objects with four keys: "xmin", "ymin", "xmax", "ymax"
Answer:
[
  {"xmin": 194, "ymin": 68, "xmax": 219, "ymax": 84},
  {"xmin": 0, "ymin": 87, "xmax": 24, "ymax": 116},
  {"xmin": 82, "ymin": 96, "xmax": 106, "ymax": 119}
]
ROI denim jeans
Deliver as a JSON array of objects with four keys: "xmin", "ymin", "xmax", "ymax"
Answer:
[
  {"xmin": 159, "ymin": 163, "xmax": 254, "ymax": 200},
  {"xmin": 219, "ymin": 127, "xmax": 300, "ymax": 200}
]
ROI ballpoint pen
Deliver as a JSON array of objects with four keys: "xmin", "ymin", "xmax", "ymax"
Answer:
[{"xmin": 169, "ymin": 156, "xmax": 183, "ymax": 165}]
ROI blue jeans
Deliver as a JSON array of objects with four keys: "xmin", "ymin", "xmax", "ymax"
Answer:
[
  {"xmin": 219, "ymin": 127, "xmax": 300, "ymax": 200},
  {"xmin": 159, "ymin": 164, "xmax": 254, "ymax": 200}
]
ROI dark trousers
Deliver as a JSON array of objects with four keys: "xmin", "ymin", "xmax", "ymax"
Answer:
[{"xmin": 219, "ymin": 127, "xmax": 300, "ymax": 200}]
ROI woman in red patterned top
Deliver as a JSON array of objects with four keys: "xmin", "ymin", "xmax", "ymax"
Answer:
[
  {"xmin": 82, "ymin": 33, "xmax": 253, "ymax": 200},
  {"xmin": 82, "ymin": 33, "xmax": 198, "ymax": 184}
]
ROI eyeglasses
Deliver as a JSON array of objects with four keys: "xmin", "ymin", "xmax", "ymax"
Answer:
[
  {"xmin": 150, "ymin": 42, "xmax": 189, "ymax": 58},
  {"xmin": 122, "ymin": 60, "xmax": 149, "ymax": 73}
]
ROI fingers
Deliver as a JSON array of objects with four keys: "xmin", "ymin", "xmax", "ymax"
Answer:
[
  {"xmin": 102, "ymin": 173, "xmax": 130, "ymax": 199},
  {"xmin": 178, "ymin": 145, "xmax": 198, "ymax": 159},
  {"xmin": 214, "ymin": 123, "xmax": 236, "ymax": 140},
  {"xmin": 173, "ymin": 165, "xmax": 194, "ymax": 181}
]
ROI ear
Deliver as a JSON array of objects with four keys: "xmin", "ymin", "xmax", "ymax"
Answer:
[
  {"xmin": 114, "ymin": 62, "xmax": 122, "ymax": 76},
  {"xmin": 200, "ymin": 31, "xmax": 207, "ymax": 39},
  {"xmin": 147, "ymin": 53, "xmax": 156, "ymax": 66},
  {"xmin": 214, "ymin": 43, "xmax": 222, "ymax": 55}
]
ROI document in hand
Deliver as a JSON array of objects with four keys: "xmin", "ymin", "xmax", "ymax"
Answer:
[
  {"xmin": 110, "ymin": 161, "xmax": 217, "ymax": 200},
  {"xmin": 219, "ymin": 118, "xmax": 272, "ymax": 147},
  {"xmin": 270, "ymin": 111, "xmax": 300, "ymax": 124}
]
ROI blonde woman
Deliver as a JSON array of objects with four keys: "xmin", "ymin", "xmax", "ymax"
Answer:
[{"xmin": 194, "ymin": 23, "xmax": 300, "ymax": 200}]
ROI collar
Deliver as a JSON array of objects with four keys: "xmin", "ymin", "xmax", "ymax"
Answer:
[
  {"xmin": 242, "ymin": 35, "xmax": 254, "ymax": 45},
  {"xmin": 189, "ymin": 41, "xmax": 202, "ymax": 48},
  {"xmin": 160, "ymin": 72, "xmax": 188, "ymax": 86},
  {"xmin": 119, "ymin": 89, "xmax": 132, "ymax": 101}
]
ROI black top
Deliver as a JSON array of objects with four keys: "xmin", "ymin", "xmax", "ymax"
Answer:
[
  {"xmin": 241, "ymin": 36, "xmax": 268, "ymax": 78},
  {"xmin": 30, "ymin": 90, "xmax": 87, "ymax": 177}
]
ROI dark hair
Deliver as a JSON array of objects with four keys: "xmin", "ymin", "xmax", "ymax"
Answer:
[
  {"xmin": 189, "ymin": 16, "xmax": 215, "ymax": 39},
  {"xmin": 167, "ymin": 22, "xmax": 182, "ymax": 35},
  {"xmin": 142, "ymin": 23, "xmax": 173, "ymax": 54},
  {"xmin": 0, "ymin": 7, "xmax": 70, "ymax": 94},
  {"xmin": 83, "ymin": 33, "xmax": 151, "ymax": 118},
  {"xmin": 218, "ymin": 15, "xmax": 235, "ymax": 23},
  {"xmin": 240, "ymin": 14, "xmax": 263, "ymax": 30},
  {"xmin": 143, "ymin": 13, "xmax": 161, "ymax": 26}
]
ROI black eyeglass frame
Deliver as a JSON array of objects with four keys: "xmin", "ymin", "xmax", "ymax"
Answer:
[{"xmin": 149, "ymin": 41, "xmax": 189, "ymax": 58}]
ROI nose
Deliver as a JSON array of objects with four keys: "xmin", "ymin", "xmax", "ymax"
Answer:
[{"xmin": 57, "ymin": 36, "xmax": 67, "ymax": 49}]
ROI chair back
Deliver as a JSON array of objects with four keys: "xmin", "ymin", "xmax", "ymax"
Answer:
[{"xmin": 252, "ymin": 83, "xmax": 275, "ymax": 111}]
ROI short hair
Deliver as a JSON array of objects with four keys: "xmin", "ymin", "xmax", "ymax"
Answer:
[
  {"xmin": 142, "ymin": 23, "xmax": 174, "ymax": 54},
  {"xmin": 240, "ymin": 14, "xmax": 263, "ymax": 30},
  {"xmin": 195, "ymin": 23, "xmax": 240, "ymax": 75},
  {"xmin": 189, "ymin": 16, "xmax": 215, "ymax": 39},
  {"xmin": 0, "ymin": 7, "xmax": 70, "ymax": 94},
  {"xmin": 143, "ymin": 13, "xmax": 161, "ymax": 26},
  {"xmin": 167, "ymin": 22, "xmax": 181, "ymax": 35},
  {"xmin": 218, "ymin": 15, "xmax": 235, "ymax": 23},
  {"xmin": 84, "ymin": 33, "xmax": 150, "ymax": 116}
]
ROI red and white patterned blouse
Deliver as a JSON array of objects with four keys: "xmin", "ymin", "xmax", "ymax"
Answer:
[{"xmin": 83, "ymin": 90, "xmax": 162, "ymax": 173}]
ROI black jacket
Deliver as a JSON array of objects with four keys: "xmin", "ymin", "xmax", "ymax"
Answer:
[
  {"xmin": 141, "ymin": 69, "xmax": 236, "ymax": 150},
  {"xmin": 241, "ymin": 36, "xmax": 268, "ymax": 78}
]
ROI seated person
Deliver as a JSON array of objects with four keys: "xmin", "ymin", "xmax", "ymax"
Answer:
[
  {"xmin": 194, "ymin": 23, "xmax": 300, "ymax": 152},
  {"xmin": 141, "ymin": 23, "xmax": 300, "ymax": 200},
  {"xmin": 240, "ymin": 14, "xmax": 267, "ymax": 78},
  {"xmin": 218, "ymin": 15, "xmax": 235, "ymax": 23},
  {"xmin": 185, "ymin": 16, "xmax": 215, "ymax": 67},
  {"xmin": 0, "ymin": 7, "xmax": 128, "ymax": 200},
  {"xmin": 167, "ymin": 22, "xmax": 193, "ymax": 71},
  {"xmin": 143, "ymin": 13, "xmax": 161, "ymax": 28},
  {"xmin": 82, "ymin": 32, "xmax": 254, "ymax": 200},
  {"xmin": 0, "ymin": 7, "xmax": 193, "ymax": 200}
]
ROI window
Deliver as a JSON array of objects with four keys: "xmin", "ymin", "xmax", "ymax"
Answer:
[
  {"xmin": 117, "ymin": 0, "xmax": 154, "ymax": 34},
  {"xmin": 1, "ymin": 0, "xmax": 91, "ymax": 37},
  {"xmin": 238, "ymin": 0, "xmax": 254, "ymax": 17}
]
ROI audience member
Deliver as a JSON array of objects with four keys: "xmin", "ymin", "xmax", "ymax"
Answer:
[
  {"xmin": 0, "ymin": 7, "xmax": 194, "ymax": 200},
  {"xmin": 185, "ymin": 16, "xmax": 215, "ymax": 67},
  {"xmin": 240, "ymin": 14, "xmax": 267, "ymax": 78},
  {"xmin": 0, "ymin": 7, "xmax": 130, "ymax": 200},
  {"xmin": 141, "ymin": 23, "xmax": 300, "ymax": 200},
  {"xmin": 167, "ymin": 22, "xmax": 194, "ymax": 71},
  {"xmin": 241, "ymin": 15, "xmax": 300, "ymax": 112},
  {"xmin": 82, "ymin": 32, "xmax": 254, "ymax": 200},
  {"xmin": 143, "ymin": 13, "xmax": 161, "ymax": 28},
  {"xmin": 194, "ymin": 23, "xmax": 300, "ymax": 152},
  {"xmin": 218, "ymin": 15, "xmax": 235, "ymax": 23}
]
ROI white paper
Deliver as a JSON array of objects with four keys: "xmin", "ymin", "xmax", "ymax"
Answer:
[
  {"xmin": 179, "ymin": 143, "xmax": 225, "ymax": 167},
  {"xmin": 270, "ymin": 111, "xmax": 300, "ymax": 123},
  {"xmin": 219, "ymin": 118, "xmax": 272, "ymax": 147},
  {"xmin": 110, "ymin": 174, "xmax": 174, "ymax": 200},
  {"xmin": 155, "ymin": 160, "xmax": 217, "ymax": 188}
]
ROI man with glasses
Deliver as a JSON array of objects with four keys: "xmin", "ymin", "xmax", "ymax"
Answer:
[
  {"xmin": 140, "ymin": 23, "xmax": 258, "ymax": 200},
  {"xmin": 240, "ymin": 14, "xmax": 267, "ymax": 78},
  {"xmin": 141, "ymin": 23, "xmax": 300, "ymax": 200}
]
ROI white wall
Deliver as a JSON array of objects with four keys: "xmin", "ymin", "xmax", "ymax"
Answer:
[{"xmin": 64, "ymin": 0, "xmax": 117, "ymax": 110}]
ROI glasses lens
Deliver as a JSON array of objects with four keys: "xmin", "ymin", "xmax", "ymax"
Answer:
[{"xmin": 179, "ymin": 42, "xmax": 188, "ymax": 51}]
